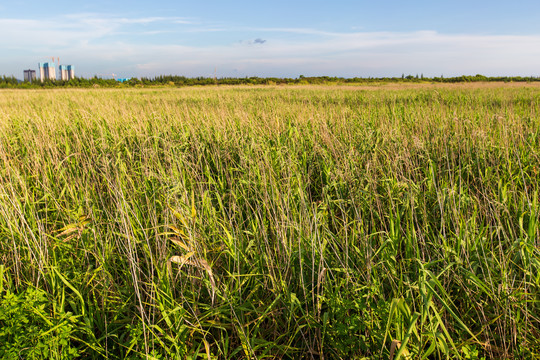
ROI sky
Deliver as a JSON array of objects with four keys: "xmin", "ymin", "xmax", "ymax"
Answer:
[{"xmin": 1, "ymin": 0, "xmax": 540, "ymax": 79}]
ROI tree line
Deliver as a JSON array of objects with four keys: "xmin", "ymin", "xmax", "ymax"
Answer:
[{"xmin": 1, "ymin": 74, "xmax": 540, "ymax": 88}]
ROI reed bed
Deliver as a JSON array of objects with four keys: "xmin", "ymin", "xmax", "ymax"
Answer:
[{"xmin": 0, "ymin": 85, "xmax": 539, "ymax": 359}]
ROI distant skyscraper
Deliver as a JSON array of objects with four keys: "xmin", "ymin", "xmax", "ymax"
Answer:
[
  {"xmin": 67, "ymin": 65, "xmax": 75, "ymax": 80},
  {"xmin": 39, "ymin": 62, "xmax": 56, "ymax": 81},
  {"xmin": 59, "ymin": 65, "xmax": 75, "ymax": 80},
  {"xmin": 24, "ymin": 69, "xmax": 36, "ymax": 82},
  {"xmin": 59, "ymin": 65, "xmax": 68, "ymax": 80}
]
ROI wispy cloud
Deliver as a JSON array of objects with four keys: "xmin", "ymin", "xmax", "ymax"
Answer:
[
  {"xmin": 248, "ymin": 27, "xmax": 341, "ymax": 36},
  {"xmin": 0, "ymin": 13, "xmax": 194, "ymax": 49},
  {"xmin": 63, "ymin": 13, "xmax": 193, "ymax": 25},
  {"xmin": 118, "ymin": 16, "xmax": 192, "ymax": 25}
]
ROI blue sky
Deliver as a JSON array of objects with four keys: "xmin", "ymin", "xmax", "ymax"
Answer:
[{"xmin": 1, "ymin": 0, "xmax": 540, "ymax": 78}]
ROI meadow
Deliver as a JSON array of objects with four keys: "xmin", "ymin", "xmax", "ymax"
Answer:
[{"xmin": 0, "ymin": 84, "xmax": 539, "ymax": 359}]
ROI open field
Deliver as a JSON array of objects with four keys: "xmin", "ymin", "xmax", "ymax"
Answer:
[{"xmin": 0, "ymin": 84, "xmax": 539, "ymax": 359}]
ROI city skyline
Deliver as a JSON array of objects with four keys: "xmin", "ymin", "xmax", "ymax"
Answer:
[
  {"xmin": 33, "ymin": 61, "xmax": 75, "ymax": 81},
  {"xmin": 2, "ymin": 1, "xmax": 540, "ymax": 78}
]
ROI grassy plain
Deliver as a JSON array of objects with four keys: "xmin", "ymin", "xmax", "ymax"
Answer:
[{"xmin": 0, "ymin": 83, "xmax": 539, "ymax": 359}]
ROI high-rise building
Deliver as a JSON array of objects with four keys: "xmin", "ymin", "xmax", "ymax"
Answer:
[
  {"xmin": 24, "ymin": 69, "xmax": 36, "ymax": 82},
  {"xmin": 67, "ymin": 65, "xmax": 75, "ymax": 80},
  {"xmin": 59, "ymin": 65, "xmax": 75, "ymax": 80},
  {"xmin": 59, "ymin": 65, "xmax": 68, "ymax": 80},
  {"xmin": 39, "ymin": 62, "xmax": 56, "ymax": 81}
]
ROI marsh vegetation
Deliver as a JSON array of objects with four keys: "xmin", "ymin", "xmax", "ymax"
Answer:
[{"xmin": 0, "ymin": 84, "xmax": 539, "ymax": 359}]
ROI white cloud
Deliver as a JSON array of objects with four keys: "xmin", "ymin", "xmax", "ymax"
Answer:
[{"xmin": 104, "ymin": 31, "xmax": 540, "ymax": 77}]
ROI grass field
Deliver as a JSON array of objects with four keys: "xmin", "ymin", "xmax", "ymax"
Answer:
[{"xmin": 0, "ymin": 84, "xmax": 539, "ymax": 359}]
